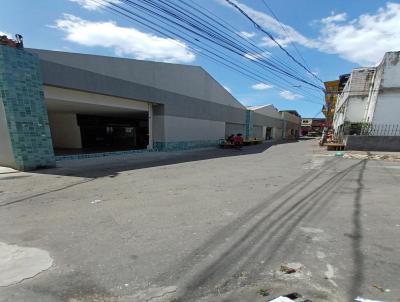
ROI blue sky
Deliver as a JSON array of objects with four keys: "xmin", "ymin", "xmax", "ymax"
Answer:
[{"xmin": 1, "ymin": 0, "xmax": 399, "ymax": 117}]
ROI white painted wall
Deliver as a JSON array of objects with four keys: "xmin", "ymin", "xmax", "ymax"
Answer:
[
  {"xmin": 372, "ymin": 92, "xmax": 400, "ymax": 124},
  {"xmin": 367, "ymin": 52, "xmax": 400, "ymax": 126},
  {"xmin": 380, "ymin": 52, "xmax": 400, "ymax": 89},
  {"xmin": 345, "ymin": 97, "xmax": 367, "ymax": 122},
  {"xmin": 163, "ymin": 116, "xmax": 225, "ymax": 141},
  {"xmin": 48, "ymin": 113, "xmax": 82, "ymax": 149}
]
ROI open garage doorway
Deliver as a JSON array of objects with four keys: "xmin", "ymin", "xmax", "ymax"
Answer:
[
  {"xmin": 76, "ymin": 114, "xmax": 148, "ymax": 152},
  {"xmin": 44, "ymin": 86, "xmax": 152, "ymax": 156}
]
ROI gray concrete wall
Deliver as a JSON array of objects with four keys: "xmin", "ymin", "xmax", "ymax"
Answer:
[
  {"xmin": 253, "ymin": 126, "xmax": 263, "ymax": 140},
  {"xmin": 253, "ymin": 112, "xmax": 283, "ymax": 129},
  {"xmin": 27, "ymin": 49, "xmax": 246, "ymax": 110},
  {"xmin": 36, "ymin": 61, "xmax": 247, "ymax": 126},
  {"xmin": 48, "ymin": 113, "xmax": 82, "ymax": 149},
  {"xmin": 0, "ymin": 100, "xmax": 16, "ymax": 168},
  {"xmin": 225, "ymin": 123, "xmax": 245, "ymax": 137},
  {"xmin": 163, "ymin": 115, "xmax": 225, "ymax": 141},
  {"xmin": 25, "ymin": 49, "xmax": 302, "ymax": 148},
  {"xmin": 253, "ymin": 112, "xmax": 284, "ymax": 140},
  {"xmin": 345, "ymin": 135, "xmax": 400, "ymax": 151}
]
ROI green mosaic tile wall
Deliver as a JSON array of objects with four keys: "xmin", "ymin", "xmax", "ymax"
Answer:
[
  {"xmin": 0, "ymin": 46, "xmax": 55, "ymax": 170},
  {"xmin": 154, "ymin": 140, "xmax": 221, "ymax": 151},
  {"xmin": 245, "ymin": 110, "xmax": 254, "ymax": 139}
]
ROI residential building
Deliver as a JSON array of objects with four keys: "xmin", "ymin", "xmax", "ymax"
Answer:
[
  {"xmin": 323, "ymin": 74, "xmax": 349, "ymax": 128},
  {"xmin": 334, "ymin": 51, "xmax": 400, "ymax": 133},
  {"xmin": 333, "ymin": 67, "xmax": 376, "ymax": 134},
  {"xmin": 332, "ymin": 51, "xmax": 400, "ymax": 151},
  {"xmin": 0, "ymin": 45, "xmax": 301, "ymax": 170},
  {"xmin": 280, "ymin": 110, "xmax": 301, "ymax": 139},
  {"xmin": 301, "ymin": 118, "xmax": 326, "ymax": 136},
  {"xmin": 323, "ymin": 80, "xmax": 339, "ymax": 127},
  {"xmin": 363, "ymin": 51, "xmax": 400, "ymax": 125}
]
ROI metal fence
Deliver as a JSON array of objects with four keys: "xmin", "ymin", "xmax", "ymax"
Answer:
[
  {"xmin": 334, "ymin": 123, "xmax": 400, "ymax": 142},
  {"xmin": 359, "ymin": 124, "xmax": 400, "ymax": 136}
]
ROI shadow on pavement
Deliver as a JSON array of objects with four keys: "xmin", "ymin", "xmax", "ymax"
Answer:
[
  {"xmin": 349, "ymin": 160, "xmax": 367, "ymax": 299},
  {"xmin": 32, "ymin": 140, "xmax": 298, "ymax": 178},
  {"xmin": 160, "ymin": 159, "xmax": 366, "ymax": 301}
]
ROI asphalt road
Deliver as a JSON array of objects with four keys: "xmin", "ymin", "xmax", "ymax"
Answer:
[{"xmin": 0, "ymin": 140, "xmax": 399, "ymax": 302}]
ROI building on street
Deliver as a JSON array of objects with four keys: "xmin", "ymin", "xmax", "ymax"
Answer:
[
  {"xmin": 332, "ymin": 51, "xmax": 400, "ymax": 151},
  {"xmin": 280, "ymin": 110, "xmax": 301, "ymax": 139},
  {"xmin": 323, "ymin": 74, "xmax": 349, "ymax": 129},
  {"xmin": 0, "ymin": 45, "xmax": 301, "ymax": 170},
  {"xmin": 301, "ymin": 118, "xmax": 326, "ymax": 136}
]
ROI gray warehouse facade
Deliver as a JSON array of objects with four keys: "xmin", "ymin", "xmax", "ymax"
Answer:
[{"xmin": 0, "ymin": 46, "xmax": 300, "ymax": 170}]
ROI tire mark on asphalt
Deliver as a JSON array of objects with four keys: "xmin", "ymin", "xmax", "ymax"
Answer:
[{"xmin": 174, "ymin": 161, "xmax": 364, "ymax": 300}]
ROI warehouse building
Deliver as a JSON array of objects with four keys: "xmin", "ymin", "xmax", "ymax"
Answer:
[{"xmin": 0, "ymin": 45, "xmax": 300, "ymax": 170}]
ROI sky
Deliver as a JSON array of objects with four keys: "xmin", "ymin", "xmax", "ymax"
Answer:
[{"xmin": 1, "ymin": 0, "xmax": 399, "ymax": 117}]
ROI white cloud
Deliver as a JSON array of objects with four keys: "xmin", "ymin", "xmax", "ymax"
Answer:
[
  {"xmin": 226, "ymin": 0, "xmax": 316, "ymax": 48},
  {"xmin": 238, "ymin": 31, "xmax": 256, "ymax": 38},
  {"xmin": 317, "ymin": 2, "xmax": 400, "ymax": 66},
  {"xmin": 320, "ymin": 13, "xmax": 347, "ymax": 24},
  {"xmin": 0, "ymin": 31, "xmax": 12, "ymax": 37},
  {"xmin": 280, "ymin": 90, "xmax": 303, "ymax": 100},
  {"xmin": 251, "ymin": 83, "xmax": 273, "ymax": 90},
  {"xmin": 70, "ymin": 0, "xmax": 121, "ymax": 10},
  {"xmin": 223, "ymin": 1, "xmax": 400, "ymax": 66},
  {"xmin": 53, "ymin": 14, "xmax": 195, "ymax": 63}
]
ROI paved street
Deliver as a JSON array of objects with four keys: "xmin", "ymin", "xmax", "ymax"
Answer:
[{"xmin": 0, "ymin": 140, "xmax": 399, "ymax": 302}]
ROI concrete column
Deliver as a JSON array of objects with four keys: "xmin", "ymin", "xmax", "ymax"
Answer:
[
  {"xmin": 147, "ymin": 103, "xmax": 153, "ymax": 150},
  {"xmin": 282, "ymin": 120, "xmax": 287, "ymax": 139}
]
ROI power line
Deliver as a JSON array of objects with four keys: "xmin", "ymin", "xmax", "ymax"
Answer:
[
  {"xmin": 136, "ymin": 0, "xmax": 323, "ymax": 91},
  {"xmin": 93, "ymin": 0, "xmax": 324, "ymax": 105},
  {"xmin": 260, "ymin": 0, "xmax": 322, "ymax": 86},
  {"xmin": 112, "ymin": 0, "xmax": 323, "ymax": 95},
  {"xmin": 179, "ymin": 0, "xmax": 313, "ymax": 83},
  {"xmin": 225, "ymin": 0, "xmax": 324, "ymax": 87}
]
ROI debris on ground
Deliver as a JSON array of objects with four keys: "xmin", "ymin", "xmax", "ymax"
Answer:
[
  {"xmin": 324, "ymin": 264, "xmax": 338, "ymax": 287},
  {"xmin": 91, "ymin": 199, "xmax": 102, "ymax": 204},
  {"xmin": 343, "ymin": 153, "xmax": 400, "ymax": 161},
  {"xmin": 372, "ymin": 284, "xmax": 385, "ymax": 292},
  {"xmin": 335, "ymin": 151, "xmax": 344, "ymax": 157},
  {"xmin": 274, "ymin": 263, "xmax": 310, "ymax": 281},
  {"xmin": 280, "ymin": 265, "xmax": 297, "ymax": 274},
  {"xmin": 258, "ymin": 288, "xmax": 270, "ymax": 297},
  {"xmin": 268, "ymin": 292, "xmax": 311, "ymax": 302},
  {"xmin": 284, "ymin": 293, "xmax": 302, "ymax": 299},
  {"xmin": 268, "ymin": 297, "xmax": 296, "ymax": 302},
  {"xmin": 371, "ymin": 284, "xmax": 390, "ymax": 293}
]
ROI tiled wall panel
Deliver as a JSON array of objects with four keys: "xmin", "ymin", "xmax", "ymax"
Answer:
[{"xmin": 0, "ymin": 46, "xmax": 55, "ymax": 170}]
